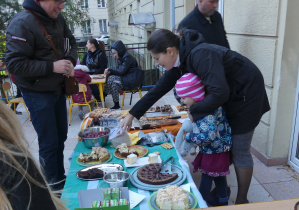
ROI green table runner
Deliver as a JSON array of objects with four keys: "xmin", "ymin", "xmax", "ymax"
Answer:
[{"xmin": 62, "ymin": 141, "xmax": 200, "ymax": 209}]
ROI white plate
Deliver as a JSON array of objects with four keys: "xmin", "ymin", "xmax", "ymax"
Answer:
[{"xmin": 124, "ymin": 156, "xmax": 162, "ymax": 168}]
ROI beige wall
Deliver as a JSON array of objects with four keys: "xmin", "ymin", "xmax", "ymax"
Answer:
[{"xmin": 225, "ymin": 0, "xmax": 299, "ymax": 161}]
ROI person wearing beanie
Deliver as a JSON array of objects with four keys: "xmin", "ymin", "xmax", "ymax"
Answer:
[
  {"xmin": 104, "ymin": 40, "xmax": 142, "ymax": 109},
  {"xmin": 72, "ymin": 63, "xmax": 95, "ymax": 120},
  {"xmin": 175, "ymin": 73, "xmax": 232, "ymax": 206}
]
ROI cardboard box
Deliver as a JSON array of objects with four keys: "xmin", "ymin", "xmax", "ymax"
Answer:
[{"xmin": 76, "ymin": 187, "xmax": 129, "ymax": 210}]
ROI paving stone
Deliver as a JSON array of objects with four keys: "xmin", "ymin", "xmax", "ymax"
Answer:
[{"xmin": 263, "ymin": 180, "xmax": 299, "ymax": 200}]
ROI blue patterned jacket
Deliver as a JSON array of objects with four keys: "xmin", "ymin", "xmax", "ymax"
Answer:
[{"xmin": 185, "ymin": 107, "xmax": 232, "ymax": 154}]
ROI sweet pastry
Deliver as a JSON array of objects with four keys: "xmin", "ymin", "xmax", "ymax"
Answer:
[
  {"xmin": 148, "ymin": 153, "xmax": 158, "ymax": 163},
  {"xmin": 90, "ymin": 168, "xmax": 104, "ymax": 178},
  {"xmin": 88, "ymin": 107, "xmax": 111, "ymax": 118},
  {"xmin": 137, "ymin": 163, "xmax": 178, "ymax": 185},
  {"xmin": 78, "ymin": 146, "xmax": 109, "ymax": 163},
  {"xmin": 176, "ymin": 105, "xmax": 189, "ymax": 112},
  {"xmin": 116, "ymin": 143, "xmax": 139, "ymax": 157},
  {"xmin": 127, "ymin": 153, "xmax": 137, "ymax": 164},
  {"xmin": 77, "ymin": 168, "xmax": 104, "ymax": 179},
  {"xmin": 161, "ymin": 143, "xmax": 174, "ymax": 149},
  {"xmin": 156, "ymin": 185, "xmax": 190, "ymax": 210}
]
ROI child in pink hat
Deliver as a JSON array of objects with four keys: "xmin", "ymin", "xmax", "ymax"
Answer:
[{"xmin": 175, "ymin": 73, "xmax": 232, "ymax": 206}]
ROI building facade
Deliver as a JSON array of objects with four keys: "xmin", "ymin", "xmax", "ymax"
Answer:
[
  {"xmin": 105, "ymin": 0, "xmax": 299, "ymax": 173},
  {"xmin": 73, "ymin": 0, "xmax": 109, "ymax": 41}
]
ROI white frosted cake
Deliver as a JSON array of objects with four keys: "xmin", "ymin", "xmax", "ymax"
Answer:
[
  {"xmin": 156, "ymin": 185, "xmax": 189, "ymax": 210},
  {"xmin": 126, "ymin": 153, "xmax": 137, "ymax": 164},
  {"xmin": 148, "ymin": 153, "xmax": 158, "ymax": 163}
]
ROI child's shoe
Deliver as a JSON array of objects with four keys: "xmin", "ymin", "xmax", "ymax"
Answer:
[
  {"xmin": 207, "ymin": 195, "xmax": 229, "ymax": 207},
  {"xmin": 78, "ymin": 110, "xmax": 84, "ymax": 120}
]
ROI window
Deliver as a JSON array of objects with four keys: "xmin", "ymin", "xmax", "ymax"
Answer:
[
  {"xmin": 83, "ymin": 20, "xmax": 91, "ymax": 34},
  {"xmin": 99, "ymin": 19, "xmax": 107, "ymax": 33},
  {"xmin": 97, "ymin": 0, "xmax": 106, "ymax": 8},
  {"xmin": 81, "ymin": 0, "xmax": 88, "ymax": 9}
]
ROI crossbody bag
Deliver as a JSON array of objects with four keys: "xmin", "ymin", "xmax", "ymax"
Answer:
[{"xmin": 27, "ymin": 9, "xmax": 79, "ymax": 96}]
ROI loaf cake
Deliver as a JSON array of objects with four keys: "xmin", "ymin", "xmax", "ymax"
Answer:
[{"xmin": 137, "ymin": 163, "xmax": 178, "ymax": 185}]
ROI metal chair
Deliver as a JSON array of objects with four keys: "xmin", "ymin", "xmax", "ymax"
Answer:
[
  {"xmin": 2, "ymin": 82, "xmax": 31, "ymax": 120},
  {"xmin": 68, "ymin": 84, "xmax": 98, "ymax": 125},
  {"xmin": 121, "ymin": 84, "xmax": 143, "ymax": 110}
]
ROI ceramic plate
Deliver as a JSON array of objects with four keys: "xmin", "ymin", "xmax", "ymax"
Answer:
[
  {"xmin": 76, "ymin": 153, "xmax": 112, "ymax": 167},
  {"xmin": 148, "ymin": 190, "xmax": 197, "ymax": 210},
  {"xmin": 129, "ymin": 164, "xmax": 187, "ymax": 191},
  {"xmin": 113, "ymin": 145, "xmax": 148, "ymax": 159}
]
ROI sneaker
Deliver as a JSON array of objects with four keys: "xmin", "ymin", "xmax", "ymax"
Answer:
[{"xmin": 78, "ymin": 111, "xmax": 84, "ymax": 120}]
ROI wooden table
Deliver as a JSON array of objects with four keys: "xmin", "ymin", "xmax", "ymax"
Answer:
[
  {"xmin": 201, "ymin": 198, "xmax": 299, "ymax": 210},
  {"xmin": 88, "ymin": 75, "xmax": 106, "ymax": 108}
]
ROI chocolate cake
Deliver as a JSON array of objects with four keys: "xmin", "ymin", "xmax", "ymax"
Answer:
[
  {"xmin": 137, "ymin": 163, "xmax": 178, "ymax": 185},
  {"xmin": 77, "ymin": 168, "xmax": 104, "ymax": 179},
  {"xmin": 90, "ymin": 168, "xmax": 104, "ymax": 178}
]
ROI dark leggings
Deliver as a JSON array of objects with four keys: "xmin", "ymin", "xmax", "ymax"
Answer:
[
  {"xmin": 199, "ymin": 174, "xmax": 228, "ymax": 200},
  {"xmin": 90, "ymin": 84, "xmax": 101, "ymax": 101}
]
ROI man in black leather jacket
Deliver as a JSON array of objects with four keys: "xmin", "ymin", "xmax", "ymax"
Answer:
[{"xmin": 5, "ymin": 0, "xmax": 77, "ymax": 191}]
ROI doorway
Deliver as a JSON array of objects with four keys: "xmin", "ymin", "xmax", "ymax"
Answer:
[{"xmin": 289, "ymin": 71, "xmax": 299, "ymax": 173}]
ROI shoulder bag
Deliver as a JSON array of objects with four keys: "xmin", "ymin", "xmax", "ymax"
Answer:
[{"xmin": 26, "ymin": 9, "xmax": 79, "ymax": 96}]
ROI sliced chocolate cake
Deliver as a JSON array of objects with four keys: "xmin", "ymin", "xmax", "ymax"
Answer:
[{"xmin": 137, "ymin": 163, "xmax": 178, "ymax": 185}]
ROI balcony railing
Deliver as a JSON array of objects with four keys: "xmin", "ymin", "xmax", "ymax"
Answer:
[{"xmin": 78, "ymin": 42, "xmax": 162, "ymax": 89}]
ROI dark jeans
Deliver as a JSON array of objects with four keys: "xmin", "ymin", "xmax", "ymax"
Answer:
[
  {"xmin": 22, "ymin": 92, "xmax": 67, "ymax": 190},
  {"xmin": 200, "ymin": 174, "xmax": 228, "ymax": 201}
]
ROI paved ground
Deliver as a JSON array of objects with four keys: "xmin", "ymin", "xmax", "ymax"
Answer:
[{"xmin": 15, "ymin": 89, "xmax": 299, "ymax": 206}]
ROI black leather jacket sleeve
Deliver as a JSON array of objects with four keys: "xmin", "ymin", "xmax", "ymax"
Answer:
[{"xmin": 129, "ymin": 67, "xmax": 181, "ymax": 119}]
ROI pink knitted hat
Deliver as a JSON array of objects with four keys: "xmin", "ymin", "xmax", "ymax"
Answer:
[{"xmin": 175, "ymin": 73, "xmax": 205, "ymax": 101}]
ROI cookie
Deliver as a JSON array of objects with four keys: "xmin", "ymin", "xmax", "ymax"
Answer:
[
  {"xmin": 153, "ymin": 151, "xmax": 160, "ymax": 155},
  {"xmin": 161, "ymin": 143, "xmax": 174, "ymax": 149}
]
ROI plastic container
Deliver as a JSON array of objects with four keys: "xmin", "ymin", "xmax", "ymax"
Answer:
[{"xmin": 109, "ymin": 126, "xmax": 132, "ymax": 148}]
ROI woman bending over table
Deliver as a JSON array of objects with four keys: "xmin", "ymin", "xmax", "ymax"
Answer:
[
  {"xmin": 82, "ymin": 38, "xmax": 108, "ymax": 102},
  {"xmin": 104, "ymin": 40, "xmax": 140, "ymax": 109},
  {"xmin": 0, "ymin": 101, "xmax": 68, "ymax": 210},
  {"xmin": 120, "ymin": 28, "xmax": 270, "ymax": 204}
]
